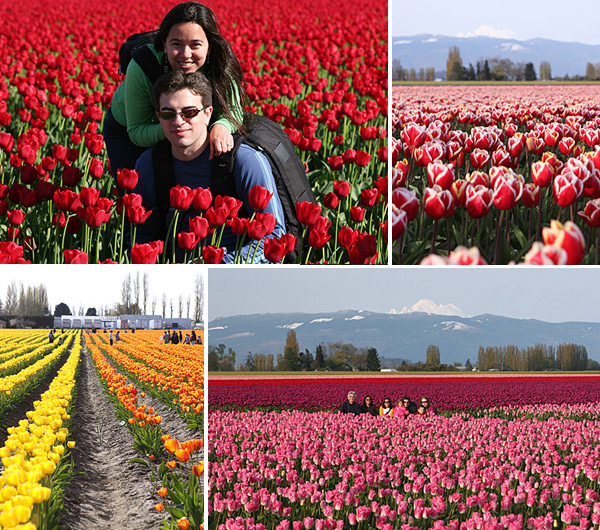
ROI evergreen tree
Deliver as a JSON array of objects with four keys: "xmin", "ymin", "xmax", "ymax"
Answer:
[
  {"xmin": 524, "ymin": 62, "xmax": 537, "ymax": 81},
  {"xmin": 365, "ymin": 348, "xmax": 381, "ymax": 371},
  {"xmin": 54, "ymin": 302, "xmax": 71, "ymax": 317},
  {"xmin": 244, "ymin": 352, "xmax": 256, "ymax": 371},
  {"xmin": 465, "ymin": 359, "xmax": 473, "ymax": 371},
  {"xmin": 86, "ymin": 308, "xmax": 97, "ymax": 316},
  {"xmin": 315, "ymin": 344, "xmax": 325, "ymax": 369}
]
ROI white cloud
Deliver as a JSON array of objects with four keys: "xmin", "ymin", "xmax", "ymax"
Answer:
[
  {"xmin": 310, "ymin": 318, "xmax": 333, "ymax": 323},
  {"xmin": 457, "ymin": 25, "xmax": 518, "ymax": 40},
  {"xmin": 345, "ymin": 316, "xmax": 364, "ymax": 321},
  {"xmin": 276, "ymin": 323, "xmax": 304, "ymax": 330},
  {"xmin": 394, "ymin": 39, "xmax": 412, "ymax": 45},
  {"xmin": 209, "ymin": 326, "xmax": 228, "ymax": 330},
  {"xmin": 424, "ymin": 38, "xmax": 438, "ymax": 43}
]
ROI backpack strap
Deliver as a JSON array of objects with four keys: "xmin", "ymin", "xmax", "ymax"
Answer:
[
  {"xmin": 152, "ymin": 140, "xmax": 174, "ymax": 240},
  {"xmin": 131, "ymin": 45, "xmax": 165, "ymax": 86},
  {"xmin": 210, "ymin": 134, "xmax": 242, "ymax": 198}
]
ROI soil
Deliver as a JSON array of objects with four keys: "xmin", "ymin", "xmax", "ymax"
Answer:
[{"xmin": 62, "ymin": 345, "xmax": 166, "ymax": 530}]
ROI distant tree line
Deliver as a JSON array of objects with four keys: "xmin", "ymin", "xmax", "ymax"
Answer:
[
  {"xmin": 477, "ymin": 343, "xmax": 594, "ymax": 371},
  {"xmin": 208, "ymin": 330, "xmax": 382, "ymax": 372},
  {"xmin": 0, "ymin": 281, "xmax": 50, "ymax": 316}
]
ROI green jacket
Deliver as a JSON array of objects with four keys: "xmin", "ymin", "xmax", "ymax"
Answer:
[{"xmin": 110, "ymin": 44, "xmax": 242, "ymax": 147}]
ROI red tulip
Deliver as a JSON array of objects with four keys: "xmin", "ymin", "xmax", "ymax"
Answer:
[
  {"xmin": 323, "ymin": 192, "xmax": 339, "ymax": 209},
  {"xmin": 523, "ymin": 242, "xmax": 568, "ymax": 265},
  {"xmin": 350, "ymin": 206, "xmax": 365, "ymax": 222},
  {"xmin": 7, "ymin": 209, "xmax": 26, "ymax": 226},
  {"xmin": 192, "ymin": 188, "xmax": 212, "ymax": 210},
  {"xmin": 202, "ymin": 245, "xmax": 225, "ymax": 264},
  {"xmin": 126, "ymin": 205, "xmax": 152, "ymax": 225},
  {"xmin": 423, "ymin": 186, "xmax": 454, "ymax": 219},
  {"xmin": 177, "ymin": 232, "xmax": 199, "ymax": 251},
  {"xmin": 521, "ymin": 183, "xmax": 540, "ymax": 208},
  {"xmin": 116, "ymin": 168, "xmax": 139, "ymax": 191},
  {"xmin": 492, "ymin": 172, "xmax": 523, "ymax": 210},
  {"xmin": 296, "ymin": 201, "xmax": 321, "ymax": 226},
  {"xmin": 333, "ymin": 180, "xmax": 351, "ymax": 198},
  {"xmin": 79, "ymin": 187, "xmax": 100, "ymax": 207},
  {"xmin": 465, "ymin": 185, "xmax": 493, "ymax": 219},
  {"xmin": 360, "ymin": 188, "xmax": 379, "ymax": 207},
  {"xmin": 263, "ymin": 237, "xmax": 287, "ymax": 263},
  {"xmin": 553, "ymin": 171, "xmax": 584, "ymax": 208},
  {"xmin": 248, "ymin": 185, "xmax": 273, "ymax": 211},
  {"xmin": 338, "ymin": 226, "xmax": 357, "ymax": 249},
  {"xmin": 190, "ymin": 216, "xmax": 211, "ymax": 238},
  {"xmin": 64, "ymin": 249, "xmax": 88, "ymax": 264},
  {"xmin": 170, "ymin": 185, "xmax": 194, "ymax": 211},
  {"xmin": 62, "ymin": 166, "xmax": 81, "ymax": 187},
  {"xmin": 542, "ymin": 220, "xmax": 585, "ymax": 265},
  {"xmin": 577, "ymin": 199, "xmax": 600, "ymax": 228},
  {"xmin": 427, "ymin": 161, "xmax": 454, "ymax": 190},
  {"xmin": 131, "ymin": 243, "xmax": 160, "ymax": 264}
]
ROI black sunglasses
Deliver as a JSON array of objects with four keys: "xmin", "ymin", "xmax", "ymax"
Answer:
[{"xmin": 157, "ymin": 106, "xmax": 207, "ymax": 121}]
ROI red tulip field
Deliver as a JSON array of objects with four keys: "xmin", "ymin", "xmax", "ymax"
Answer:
[
  {"xmin": 209, "ymin": 373, "xmax": 600, "ymax": 529},
  {"xmin": 0, "ymin": 329, "xmax": 203, "ymax": 530},
  {"xmin": 392, "ymin": 85, "xmax": 600, "ymax": 265},
  {"xmin": 0, "ymin": 0, "xmax": 387, "ymax": 264}
]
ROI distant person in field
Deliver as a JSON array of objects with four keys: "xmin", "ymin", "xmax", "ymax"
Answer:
[
  {"xmin": 109, "ymin": 331, "xmax": 113, "ymax": 346},
  {"xmin": 419, "ymin": 396, "xmax": 437, "ymax": 416},
  {"xmin": 401, "ymin": 396, "xmax": 417, "ymax": 415},
  {"xmin": 379, "ymin": 397, "xmax": 394, "ymax": 416},
  {"xmin": 361, "ymin": 395, "xmax": 378, "ymax": 416},
  {"xmin": 394, "ymin": 399, "xmax": 410, "ymax": 418},
  {"xmin": 339, "ymin": 391, "xmax": 362, "ymax": 415}
]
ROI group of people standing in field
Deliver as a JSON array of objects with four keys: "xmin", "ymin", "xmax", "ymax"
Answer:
[{"xmin": 339, "ymin": 391, "xmax": 437, "ymax": 417}]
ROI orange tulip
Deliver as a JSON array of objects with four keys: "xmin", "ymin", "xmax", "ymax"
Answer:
[
  {"xmin": 157, "ymin": 487, "xmax": 168, "ymax": 497},
  {"xmin": 177, "ymin": 518, "xmax": 190, "ymax": 530},
  {"xmin": 154, "ymin": 503, "xmax": 164, "ymax": 512},
  {"xmin": 175, "ymin": 449, "xmax": 190, "ymax": 463},
  {"xmin": 164, "ymin": 438, "xmax": 180, "ymax": 454}
]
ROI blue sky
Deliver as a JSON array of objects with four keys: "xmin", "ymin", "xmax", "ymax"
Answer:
[
  {"xmin": 209, "ymin": 267, "xmax": 600, "ymax": 323},
  {"xmin": 391, "ymin": 0, "xmax": 600, "ymax": 45}
]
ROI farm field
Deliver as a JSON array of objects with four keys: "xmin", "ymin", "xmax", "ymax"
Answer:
[
  {"xmin": 209, "ymin": 374, "xmax": 600, "ymax": 529},
  {"xmin": 392, "ymin": 84, "xmax": 600, "ymax": 265},
  {"xmin": 0, "ymin": 329, "xmax": 203, "ymax": 530},
  {"xmin": 0, "ymin": 0, "xmax": 387, "ymax": 264}
]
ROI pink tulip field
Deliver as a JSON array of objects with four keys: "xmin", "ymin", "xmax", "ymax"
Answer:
[
  {"xmin": 392, "ymin": 85, "xmax": 600, "ymax": 265},
  {"xmin": 209, "ymin": 375, "xmax": 600, "ymax": 529}
]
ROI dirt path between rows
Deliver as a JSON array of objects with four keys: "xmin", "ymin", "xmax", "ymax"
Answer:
[{"xmin": 62, "ymin": 345, "xmax": 164, "ymax": 530}]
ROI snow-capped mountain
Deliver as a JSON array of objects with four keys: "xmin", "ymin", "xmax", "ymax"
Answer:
[
  {"xmin": 391, "ymin": 299, "xmax": 469, "ymax": 318},
  {"xmin": 208, "ymin": 310, "xmax": 600, "ymax": 364}
]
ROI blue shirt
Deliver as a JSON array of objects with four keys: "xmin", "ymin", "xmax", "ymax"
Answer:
[{"xmin": 133, "ymin": 144, "xmax": 285, "ymax": 263}]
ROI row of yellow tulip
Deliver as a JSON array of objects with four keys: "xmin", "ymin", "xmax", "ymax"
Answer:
[
  {"xmin": 0, "ymin": 334, "xmax": 75, "ymax": 401},
  {"xmin": 0, "ymin": 332, "xmax": 48, "ymax": 362},
  {"xmin": 0, "ymin": 332, "xmax": 81, "ymax": 530}
]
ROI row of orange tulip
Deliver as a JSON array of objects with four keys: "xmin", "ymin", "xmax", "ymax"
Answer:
[{"xmin": 85, "ymin": 333, "xmax": 203, "ymax": 528}]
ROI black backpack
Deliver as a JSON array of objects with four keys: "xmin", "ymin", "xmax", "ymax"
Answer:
[
  {"xmin": 152, "ymin": 114, "xmax": 317, "ymax": 261},
  {"xmin": 118, "ymin": 30, "xmax": 168, "ymax": 83}
]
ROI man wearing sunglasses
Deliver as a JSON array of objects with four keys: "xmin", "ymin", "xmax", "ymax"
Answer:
[{"xmin": 132, "ymin": 70, "xmax": 285, "ymax": 262}]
